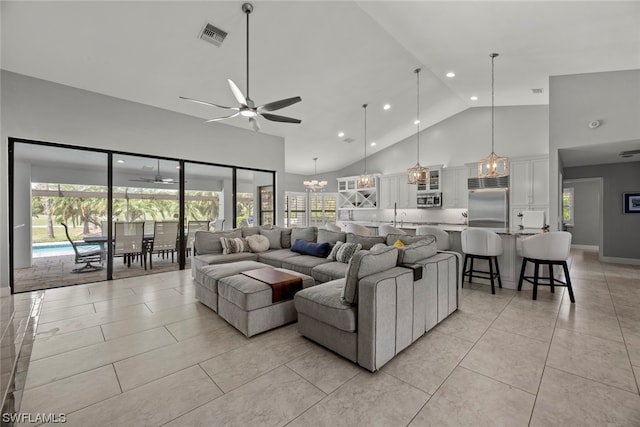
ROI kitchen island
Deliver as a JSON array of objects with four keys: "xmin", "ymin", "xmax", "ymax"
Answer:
[{"xmin": 337, "ymin": 221, "xmax": 549, "ymax": 289}]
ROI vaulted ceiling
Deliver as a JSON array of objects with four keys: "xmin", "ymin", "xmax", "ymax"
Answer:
[{"xmin": 2, "ymin": 1, "xmax": 639, "ymax": 174}]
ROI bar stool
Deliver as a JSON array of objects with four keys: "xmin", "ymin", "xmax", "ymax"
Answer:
[
  {"xmin": 346, "ymin": 223, "xmax": 372, "ymax": 236},
  {"xmin": 517, "ymin": 231, "xmax": 575, "ymax": 303},
  {"xmin": 461, "ymin": 229, "xmax": 503, "ymax": 294},
  {"xmin": 378, "ymin": 224, "xmax": 407, "ymax": 237},
  {"xmin": 416, "ymin": 226, "xmax": 450, "ymax": 250}
]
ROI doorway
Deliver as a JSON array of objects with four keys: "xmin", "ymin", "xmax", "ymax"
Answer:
[{"xmin": 562, "ymin": 178, "xmax": 603, "ymax": 252}]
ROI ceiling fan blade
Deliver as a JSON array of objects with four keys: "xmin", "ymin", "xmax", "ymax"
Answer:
[
  {"xmin": 260, "ymin": 113, "xmax": 302, "ymax": 124},
  {"xmin": 227, "ymin": 79, "xmax": 248, "ymax": 106},
  {"xmin": 249, "ymin": 117, "xmax": 261, "ymax": 132},
  {"xmin": 205, "ymin": 112, "xmax": 241, "ymax": 123},
  {"xmin": 259, "ymin": 96, "xmax": 302, "ymax": 112},
  {"xmin": 179, "ymin": 96, "xmax": 238, "ymax": 111}
]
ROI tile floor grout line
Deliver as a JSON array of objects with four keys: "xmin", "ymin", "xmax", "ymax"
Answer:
[
  {"xmin": 526, "ymin": 286, "xmax": 563, "ymax": 427},
  {"xmin": 603, "ymin": 271, "xmax": 640, "ymax": 395},
  {"xmin": 111, "ymin": 363, "xmax": 124, "ymax": 394}
]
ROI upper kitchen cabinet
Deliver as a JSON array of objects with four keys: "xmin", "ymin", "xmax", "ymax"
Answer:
[
  {"xmin": 441, "ymin": 166, "xmax": 469, "ymax": 209},
  {"xmin": 510, "ymin": 157, "xmax": 549, "ymax": 207},
  {"xmin": 337, "ymin": 175, "xmax": 379, "ymax": 209},
  {"xmin": 379, "ymin": 173, "xmax": 417, "ymax": 209}
]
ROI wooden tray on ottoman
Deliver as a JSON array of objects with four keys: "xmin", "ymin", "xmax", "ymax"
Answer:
[{"xmin": 241, "ymin": 268, "xmax": 303, "ymax": 303}]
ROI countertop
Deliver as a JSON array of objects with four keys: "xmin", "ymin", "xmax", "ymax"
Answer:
[{"xmin": 337, "ymin": 220, "xmax": 546, "ymax": 236}]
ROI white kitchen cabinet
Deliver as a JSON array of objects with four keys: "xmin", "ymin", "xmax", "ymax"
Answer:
[
  {"xmin": 510, "ymin": 158, "xmax": 548, "ymax": 206},
  {"xmin": 442, "ymin": 167, "xmax": 469, "ymax": 209},
  {"xmin": 379, "ymin": 174, "xmax": 416, "ymax": 209},
  {"xmin": 510, "ymin": 157, "xmax": 549, "ymax": 227},
  {"xmin": 337, "ymin": 176, "xmax": 379, "ymax": 209}
]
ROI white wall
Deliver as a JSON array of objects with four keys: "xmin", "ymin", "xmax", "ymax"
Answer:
[
  {"xmin": 549, "ymin": 69, "xmax": 640, "ymax": 229},
  {"xmin": 335, "ymin": 105, "xmax": 548, "ymax": 177},
  {"xmin": 1, "ymin": 70, "xmax": 286, "ymax": 291}
]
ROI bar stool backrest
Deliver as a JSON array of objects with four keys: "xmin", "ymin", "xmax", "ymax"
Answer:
[
  {"xmin": 521, "ymin": 231, "xmax": 572, "ymax": 261},
  {"xmin": 378, "ymin": 224, "xmax": 407, "ymax": 237},
  {"xmin": 416, "ymin": 226, "xmax": 450, "ymax": 250},
  {"xmin": 461, "ymin": 229, "xmax": 503, "ymax": 256},
  {"xmin": 346, "ymin": 223, "xmax": 372, "ymax": 236}
]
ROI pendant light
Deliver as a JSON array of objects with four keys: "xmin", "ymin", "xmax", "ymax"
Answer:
[
  {"xmin": 357, "ymin": 104, "xmax": 374, "ymax": 188},
  {"xmin": 303, "ymin": 157, "xmax": 328, "ymax": 192},
  {"xmin": 478, "ymin": 53, "xmax": 509, "ymax": 178},
  {"xmin": 407, "ymin": 68, "xmax": 428, "ymax": 185}
]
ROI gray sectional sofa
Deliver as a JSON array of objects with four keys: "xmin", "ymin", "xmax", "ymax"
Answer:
[{"xmin": 191, "ymin": 225, "xmax": 461, "ymax": 371}]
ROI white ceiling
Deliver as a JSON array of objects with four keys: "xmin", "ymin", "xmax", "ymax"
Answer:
[{"xmin": 3, "ymin": 1, "xmax": 640, "ymax": 174}]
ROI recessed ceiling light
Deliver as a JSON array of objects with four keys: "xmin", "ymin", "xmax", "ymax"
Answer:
[
  {"xmin": 414, "ymin": 119, "xmax": 420, "ymax": 125},
  {"xmin": 116, "ymin": 159, "xmax": 125, "ymax": 163},
  {"xmin": 338, "ymin": 131, "xmax": 345, "ymax": 138},
  {"xmin": 446, "ymin": 72, "xmax": 455, "ymax": 78},
  {"xmin": 470, "ymin": 96, "xmax": 478, "ymax": 101},
  {"xmin": 370, "ymin": 142, "xmax": 376, "ymax": 146},
  {"xmin": 383, "ymin": 104, "xmax": 391, "ymax": 110}
]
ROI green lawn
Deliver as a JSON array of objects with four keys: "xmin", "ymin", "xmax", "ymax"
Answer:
[{"xmin": 31, "ymin": 216, "xmax": 101, "ymax": 243}]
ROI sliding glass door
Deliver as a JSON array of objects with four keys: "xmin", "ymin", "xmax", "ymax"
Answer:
[{"xmin": 11, "ymin": 142, "xmax": 108, "ymax": 292}]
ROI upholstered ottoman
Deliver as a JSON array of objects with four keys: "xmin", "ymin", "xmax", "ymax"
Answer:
[
  {"xmin": 195, "ymin": 261, "xmax": 272, "ymax": 312},
  {"xmin": 217, "ymin": 268, "xmax": 315, "ymax": 337}
]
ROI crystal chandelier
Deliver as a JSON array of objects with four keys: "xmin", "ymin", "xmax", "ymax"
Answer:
[
  {"xmin": 478, "ymin": 53, "xmax": 509, "ymax": 178},
  {"xmin": 357, "ymin": 104, "xmax": 374, "ymax": 188},
  {"xmin": 303, "ymin": 157, "xmax": 328, "ymax": 192},
  {"xmin": 407, "ymin": 68, "xmax": 428, "ymax": 185}
]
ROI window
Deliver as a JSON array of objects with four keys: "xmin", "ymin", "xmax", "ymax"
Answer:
[
  {"xmin": 284, "ymin": 192, "xmax": 307, "ymax": 227},
  {"xmin": 562, "ymin": 187, "xmax": 574, "ymax": 226},
  {"xmin": 310, "ymin": 193, "xmax": 337, "ymax": 226},
  {"xmin": 259, "ymin": 185, "xmax": 274, "ymax": 225}
]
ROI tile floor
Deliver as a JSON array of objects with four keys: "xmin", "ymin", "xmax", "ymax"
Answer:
[{"xmin": 13, "ymin": 249, "xmax": 640, "ymax": 426}]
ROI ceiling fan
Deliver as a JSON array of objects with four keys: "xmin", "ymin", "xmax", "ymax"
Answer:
[
  {"xmin": 180, "ymin": 2, "xmax": 302, "ymax": 132},
  {"xmin": 129, "ymin": 160, "xmax": 177, "ymax": 185}
]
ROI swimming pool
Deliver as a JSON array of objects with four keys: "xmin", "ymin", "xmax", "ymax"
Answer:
[{"xmin": 32, "ymin": 242, "xmax": 75, "ymax": 258}]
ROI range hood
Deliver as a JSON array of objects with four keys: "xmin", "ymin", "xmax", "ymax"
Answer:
[{"xmin": 468, "ymin": 176, "xmax": 509, "ymax": 189}]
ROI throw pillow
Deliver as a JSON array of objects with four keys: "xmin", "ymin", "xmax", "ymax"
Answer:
[
  {"xmin": 280, "ymin": 228, "xmax": 293, "ymax": 248},
  {"xmin": 341, "ymin": 247, "xmax": 399, "ymax": 305},
  {"xmin": 335, "ymin": 242, "xmax": 362, "ymax": 263},
  {"xmin": 393, "ymin": 239, "xmax": 405, "ymax": 248},
  {"xmin": 245, "ymin": 234, "xmax": 270, "ymax": 253},
  {"xmin": 220, "ymin": 237, "xmax": 251, "ymax": 254},
  {"xmin": 291, "ymin": 239, "xmax": 330, "ymax": 257},
  {"xmin": 398, "ymin": 239, "xmax": 438, "ymax": 265},
  {"xmin": 326, "ymin": 241, "xmax": 344, "ymax": 261},
  {"xmin": 260, "ymin": 228, "xmax": 282, "ymax": 249},
  {"xmin": 370, "ymin": 243, "xmax": 388, "ymax": 252}
]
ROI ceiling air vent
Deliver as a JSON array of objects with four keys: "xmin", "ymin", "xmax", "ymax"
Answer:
[
  {"xmin": 343, "ymin": 138, "xmax": 355, "ymax": 144},
  {"xmin": 531, "ymin": 88, "xmax": 544, "ymax": 94},
  {"xmin": 619, "ymin": 149, "xmax": 640, "ymax": 158},
  {"xmin": 200, "ymin": 23, "xmax": 228, "ymax": 47}
]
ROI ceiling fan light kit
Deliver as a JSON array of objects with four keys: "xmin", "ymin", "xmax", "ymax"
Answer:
[
  {"xmin": 407, "ymin": 68, "xmax": 428, "ymax": 185},
  {"xmin": 478, "ymin": 53, "xmax": 509, "ymax": 178},
  {"xmin": 180, "ymin": 2, "xmax": 301, "ymax": 131}
]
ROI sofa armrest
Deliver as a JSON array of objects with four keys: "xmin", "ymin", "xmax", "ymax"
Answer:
[{"xmin": 356, "ymin": 266, "xmax": 415, "ymax": 372}]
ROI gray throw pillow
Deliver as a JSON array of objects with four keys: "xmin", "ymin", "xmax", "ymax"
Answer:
[
  {"xmin": 260, "ymin": 228, "xmax": 282, "ymax": 249},
  {"xmin": 398, "ymin": 239, "xmax": 437, "ymax": 264},
  {"xmin": 291, "ymin": 227, "xmax": 317, "ymax": 245},
  {"xmin": 346, "ymin": 233, "xmax": 386, "ymax": 250},
  {"xmin": 280, "ymin": 228, "xmax": 292, "ymax": 248},
  {"xmin": 370, "ymin": 243, "xmax": 388, "ymax": 252},
  {"xmin": 336, "ymin": 242, "xmax": 361, "ymax": 263},
  {"xmin": 326, "ymin": 241, "xmax": 344, "ymax": 261},
  {"xmin": 317, "ymin": 229, "xmax": 346, "ymax": 245},
  {"xmin": 341, "ymin": 246, "xmax": 398, "ymax": 305},
  {"xmin": 241, "ymin": 227, "xmax": 260, "ymax": 237}
]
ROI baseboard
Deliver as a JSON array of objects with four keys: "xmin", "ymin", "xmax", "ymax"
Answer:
[
  {"xmin": 0, "ymin": 287, "xmax": 10, "ymax": 297},
  {"xmin": 571, "ymin": 245, "xmax": 599, "ymax": 251},
  {"xmin": 599, "ymin": 256, "xmax": 640, "ymax": 266}
]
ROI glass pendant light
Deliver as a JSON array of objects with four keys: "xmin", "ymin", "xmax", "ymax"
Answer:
[
  {"xmin": 407, "ymin": 68, "xmax": 428, "ymax": 185},
  {"xmin": 357, "ymin": 104, "xmax": 374, "ymax": 188},
  {"xmin": 303, "ymin": 157, "xmax": 328, "ymax": 192},
  {"xmin": 478, "ymin": 53, "xmax": 509, "ymax": 178}
]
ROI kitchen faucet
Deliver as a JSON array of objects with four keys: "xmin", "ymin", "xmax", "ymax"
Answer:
[{"xmin": 393, "ymin": 202, "xmax": 397, "ymax": 227}]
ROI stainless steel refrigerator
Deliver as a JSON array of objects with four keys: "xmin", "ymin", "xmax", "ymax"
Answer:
[{"xmin": 467, "ymin": 188, "xmax": 509, "ymax": 228}]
